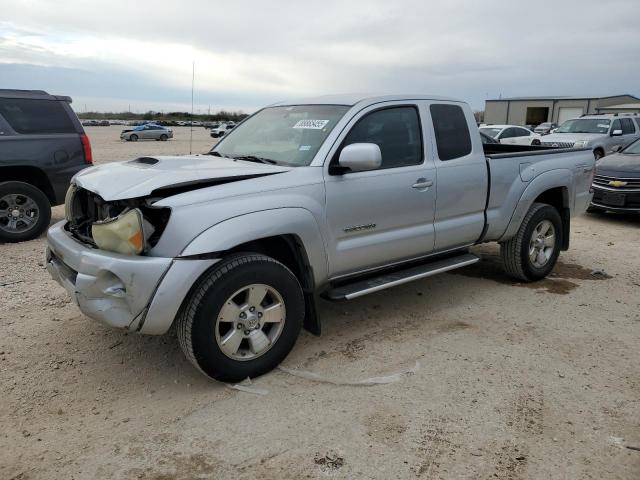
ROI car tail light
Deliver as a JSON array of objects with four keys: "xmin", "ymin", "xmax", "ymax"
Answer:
[{"xmin": 80, "ymin": 133, "xmax": 93, "ymax": 164}]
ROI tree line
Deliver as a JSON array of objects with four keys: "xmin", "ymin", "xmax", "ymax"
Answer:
[{"xmin": 76, "ymin": 110, "xmax": 250, "ymax": 122}]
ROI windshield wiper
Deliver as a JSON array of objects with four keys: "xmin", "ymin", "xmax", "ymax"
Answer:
[{"xmin": 233, "ymin": 155, "xmax": 278, "ymax": 165}]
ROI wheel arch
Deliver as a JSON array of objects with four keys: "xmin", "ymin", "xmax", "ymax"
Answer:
[
  {"xmin": 499, "ymin": 170, "xmax": 572, "ymax": 250},
  {"xmin": 0, "ymin": 166, "xmax": 56, "ymax": 204},
  {"xmin": 178, "ymin": 208, "xmax": 328, "ymax": 335}
]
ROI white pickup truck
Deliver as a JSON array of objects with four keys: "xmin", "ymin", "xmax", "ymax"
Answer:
[{"xmin": 47, "ymin": 94, "xmax": 595, "ymax": 381}]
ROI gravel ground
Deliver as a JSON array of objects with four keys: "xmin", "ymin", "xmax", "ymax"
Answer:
[{"xmin": 1, "ymin": 127, "xmax": 639, "ymax": 479}]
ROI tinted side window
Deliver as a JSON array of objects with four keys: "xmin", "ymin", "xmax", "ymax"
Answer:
[
  {"xmin": 343, "ymin": 106, "xmax": 422, "ymax": 168},
  {"xmin": 635, "ymin": 119, "xmax": 640, "ymax": 132},
  {"xmin": 517, "ymin": 128, "xmax": 531, "ymax": 137},
  {"xmin": 430, "ymin": 104, "xmax": 472, "ymax": 160},
  {"xmin": 501, "ymin": 128, "xmax": 519, "ymax": 139},
  {"xmin": 611, "ymin": 119, "xmax": 622, "ymax": 132},
  {"xmin": 621, "ymin": 118, "xmax": 634, "ymax": 134},
  {"xmin": 0, "ymin": 98, "xmax": 76, "ymax": 134}
]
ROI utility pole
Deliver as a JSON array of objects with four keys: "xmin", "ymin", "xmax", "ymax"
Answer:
[{"xmin": 189, "ymin": 61, "xmax": 195, "ymax": 155}]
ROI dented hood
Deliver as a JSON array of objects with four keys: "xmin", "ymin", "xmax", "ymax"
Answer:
[{"xmin": 72, "ymin": 155, "xmax": 291, "ymax": 200}]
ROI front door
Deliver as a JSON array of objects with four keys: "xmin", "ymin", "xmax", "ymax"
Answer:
[{"xmin": 324, "ymin": 104, "xmax": 436, "ymax": 278}]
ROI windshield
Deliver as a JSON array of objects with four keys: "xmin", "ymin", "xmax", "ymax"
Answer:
[
  {"xmin": 479, "ymin": 127, "xmax": 502, "ymax": 138},
  {"xmin": 555, "ymin": 119, "xmax": 610, "ymax": 134},
  {"xmin": 212, "ymin": 105, "xmax": 350, "ymax": 166},
  {"xmin": 623, "ymin": 138, "xmax": 640, "ymax": 154}
]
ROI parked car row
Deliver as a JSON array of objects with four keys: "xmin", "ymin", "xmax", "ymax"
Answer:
[
  {"xmin": 81, "ymin": 119, "xmax": 241, "ymax": 128},
  {"xmin": 481, "ymin": 114, "xmax": 640, "ymax": 160},
  {"xmin": 81, "ymin": 119, "xmax": 110, "ymax": 126}
]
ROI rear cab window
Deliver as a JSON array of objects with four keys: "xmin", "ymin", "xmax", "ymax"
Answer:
[
  {"xmin": 430, "ymin": 104, "xmax": 472, "ymax": 160},
  {"xmin": 0, "ymin": 98, "xmax": 76, "ymax": 134}
]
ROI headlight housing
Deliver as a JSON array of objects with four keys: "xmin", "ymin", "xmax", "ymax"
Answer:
[
  {"xmin": 64, "ymin": 184, "xmax": 77, "ymax": 221},
  {"xmin": 574, "ymin": 140, "xmax": 589, "ymax": 148},
  {"xmin": 92, "ymin": 208, "xmax": 147, "ymax": 255}
]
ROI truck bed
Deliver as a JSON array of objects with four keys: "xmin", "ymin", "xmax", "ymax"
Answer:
[{"xmin": 481, "ymin": 146, "xmax": 594, "ymax": 243}]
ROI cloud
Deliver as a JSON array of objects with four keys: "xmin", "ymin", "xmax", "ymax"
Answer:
[{"xmin": 0, "ymin": 0, "xmax": 638, "ymax": 112}]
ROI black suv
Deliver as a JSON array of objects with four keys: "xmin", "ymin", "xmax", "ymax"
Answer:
[{"xmin": 0, "ymin": 89, "xmax": 92, "ymax": 242}]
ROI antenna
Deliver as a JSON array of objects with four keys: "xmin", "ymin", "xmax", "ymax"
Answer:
[{"xmin": 189, "ymin": 60, "xmax": 195, "ymax": 154}]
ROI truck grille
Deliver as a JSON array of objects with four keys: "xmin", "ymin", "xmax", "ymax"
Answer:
[
  {"xmin": 593, "ymin": 174, "xmax": 640, "ymax": 191},
  {"xmin": 541, "ymin": 141, "xmax": 575, "ymax": 149}
]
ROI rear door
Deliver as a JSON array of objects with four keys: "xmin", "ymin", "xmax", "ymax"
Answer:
[
  {"xmin": 0, "ymin": 97, "xmax": 84, "ymax": 203},
  {"xmin": 324, "ymin": 103, "xmax": 436, "ymax": 277},
  {"xmin": 426, "ymin": 102, "xmax": 489, "ymax": 250}
]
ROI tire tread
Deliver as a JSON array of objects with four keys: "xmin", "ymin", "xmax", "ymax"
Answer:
[{"xmin": 500, "ymin": 202, "xmax": 548, "ymax": 282}]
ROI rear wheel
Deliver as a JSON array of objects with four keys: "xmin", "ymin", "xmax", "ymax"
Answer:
[
  {"xmin": 130, "ymin": 134, "xmax": 138, "ymax": 142},
  {"xmin": 500, "ymin": 202, "xmax": 562, "ymax": 281},
  {"xmin": 176, "ymin": 253, "xmax": 304, "ymax": 382},
  {"xmin": 0, "ymin": 181, "xmax": 51, "ymax": 242}
]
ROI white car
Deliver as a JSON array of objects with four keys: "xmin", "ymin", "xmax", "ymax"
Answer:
[
  {"xmin": 210, "ymin": 123, "xmax": 236, "ymax": 138},
  {"xmin": 479, "ymin": 125, "xmax": 541, "ymax": 146}
]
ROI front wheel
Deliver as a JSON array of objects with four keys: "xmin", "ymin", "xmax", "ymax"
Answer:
[
  {"xmin": 160, "ymin": 134, "xmax": 168, "ymax": 141},
  {"xmin": 129, "ymin": 134, "xmax": 138, "ymax": 142},
  {"xmin": 176, "ymin": 253, "xmax": 304, "ymax": 382},
  {"xmin": 500, "ymin": 202, "xmax": 562, "ymax": 281}
]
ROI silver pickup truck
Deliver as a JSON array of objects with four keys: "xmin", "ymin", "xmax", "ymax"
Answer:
[{"xmin": 46, "ymin": 94, "xmax": 594, "ymax": 382}]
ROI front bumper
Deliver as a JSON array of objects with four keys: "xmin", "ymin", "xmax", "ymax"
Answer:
[
  {"xmin": 46, "ymin": 221, "xmax": 218, "ymax": 334},
  {"xmin": 591, "ymin": 186, "xmax": 640, "ymax": 212}
]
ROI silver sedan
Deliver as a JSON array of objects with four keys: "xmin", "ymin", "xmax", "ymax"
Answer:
[{"xmin": 120, "ymin": 124, "xmax": 173, "ymax": 141}]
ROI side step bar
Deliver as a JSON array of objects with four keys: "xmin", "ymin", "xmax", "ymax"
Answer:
[{"xmin": 324, "ymin": 253, "xmax": 479, "ymax": 301}]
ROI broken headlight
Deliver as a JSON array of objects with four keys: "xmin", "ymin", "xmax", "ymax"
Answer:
[{"xmin": 91, "ymin": 208, "xmax": 154, "ymax": 255}]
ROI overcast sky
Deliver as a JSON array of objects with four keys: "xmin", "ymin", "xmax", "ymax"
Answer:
[{"xmin": 1, "ymin": 0, "xmax": 638, "ymax": 114}]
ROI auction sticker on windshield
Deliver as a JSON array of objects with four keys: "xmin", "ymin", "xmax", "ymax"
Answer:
[{"xmin": 293, "ymin": 119, "xmax": 330, "ymax": 129}]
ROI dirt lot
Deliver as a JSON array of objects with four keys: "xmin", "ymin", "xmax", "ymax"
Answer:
[{"xmin": 1, "ymin": 127, "xmax": 639, "ymax": 479}]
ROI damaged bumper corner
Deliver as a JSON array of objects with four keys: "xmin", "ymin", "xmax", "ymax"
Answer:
[{"xmin": 46, "ymin": 220, "xmax": 218, "ymax": 333}]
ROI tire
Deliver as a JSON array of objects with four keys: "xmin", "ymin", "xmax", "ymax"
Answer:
[
  {"xmin": 130, "ymin": 134, "xmax": 138, "ymax": 142},
  {"xmin": 500, "ymin": 202, "xmax": 562, "ymax": 282},
  {"xmin": 593, "ymin": 149, "xmax": 604, "ymax": 161},
  {"xmin": 176, "ymin": 253, "xmax": 304, "ymax": 382},
  {"xmin": 160, "ymin": 134, "xmax": 168, "ymax": 141},
  {"xmin": 0, "ymin": 181, "xmax": 52, "ymax": 243}
]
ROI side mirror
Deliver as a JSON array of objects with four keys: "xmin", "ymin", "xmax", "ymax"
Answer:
[
  {"xmin": 338, "ymin": 143, "xmax": 382, "ymax": 172},
  {"xmin": 611, "ymin": 129, "xmax": 623, "ymax": 136}
]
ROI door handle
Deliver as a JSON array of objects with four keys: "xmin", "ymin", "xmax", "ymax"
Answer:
[{"xmin": 412, "ymin": 178, "xmax": 433, "ymax": 189}]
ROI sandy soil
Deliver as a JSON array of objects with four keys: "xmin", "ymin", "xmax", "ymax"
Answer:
[{"xmin": 1, "ymin": 128, "xmax": 639, "ymax": 479}]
